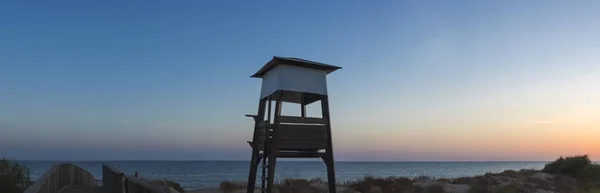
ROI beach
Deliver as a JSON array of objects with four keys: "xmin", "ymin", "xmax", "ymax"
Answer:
[
  {"xmin": 22, "ymin": 161, "xmax": 547, "ymax": 190},
  {"xmin": 182, "ymin": 169, "xmax": 563, "ymax": 193}
]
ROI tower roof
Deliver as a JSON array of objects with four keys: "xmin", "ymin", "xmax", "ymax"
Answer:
[{"xmin": 251, "ymin": 56, "xmax": 342, "ymax": 78}]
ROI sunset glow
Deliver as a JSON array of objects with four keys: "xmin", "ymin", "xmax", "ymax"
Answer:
[{"xmin": 1, "ymin": 1, "xmax": 598, "ymax": 161}]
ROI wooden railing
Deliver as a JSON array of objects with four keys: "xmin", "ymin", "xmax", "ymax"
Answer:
[
  {"xmin": 24, "ymin": 163, "xmax": 98, "ymax": 193},
  {"xmin": 102, "ymin": 165, "xmax": 125, "ymax": 193},
  {"xmin": 25, "ymin": 163, "xmax": 172, "ymax": 193},
  {"xmin": 124, "ymin": 175, "xmax": 169, "ymax": 193},
  {"xmin": 104, "ymin": 163, "xmax": 169, "ymax": 193}
]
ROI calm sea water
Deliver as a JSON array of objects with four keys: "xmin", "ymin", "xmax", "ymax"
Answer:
[{"xmin": 20, "ymin": 161, "xmax": 547, "ymax": 190}]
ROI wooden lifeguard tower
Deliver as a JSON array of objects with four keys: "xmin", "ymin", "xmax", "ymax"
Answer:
[{"xmin": 245, "ymin": 56, "xmax": 341, "ymax": 193}]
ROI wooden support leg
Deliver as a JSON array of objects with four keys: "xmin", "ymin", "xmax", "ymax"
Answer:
[
  {"xmin": 325, "ymin": 153, "xmax": 336, "ymax": 193},
  {"xmin": 247, "ymin": 98, "xmax": 268, "ymax": 193},
  {"xmin": 261, "ymin": 98, "xmax": 272, "ymax": 192},
  {"xmin": 265, "ymin": 152, "xmax": 277, "ymax": 193},
  {"xmin": 321, "ymin": 96, "xmax": 337, "ymax": 193},
  {"xmin": 301, "ymin": 94, "xmax": 306, "ymax": 118},
  {"xmin": 266, "ymin": 94, "xmax": 283, "ymax": 193},
  {"xmin": 247, "ymin": 150, "xmax": 260, "ymax": 193},
  {"xmin": 256, "ymin": 154, "xmax": 263, "ymax": 166}
]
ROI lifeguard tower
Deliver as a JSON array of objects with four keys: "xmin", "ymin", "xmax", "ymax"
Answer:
[{"xmin": 245, "ymin": 56, "xmax": 341, "ymax": 193}]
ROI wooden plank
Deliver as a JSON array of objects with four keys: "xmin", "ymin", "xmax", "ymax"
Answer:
[
  {"xmin": 277, "ymin": 139, "xmax": 328, "ymax": 150},
  {"xmin": 125, "ymin": 176, "xmax": 168, "ymax": 193},
  {"xmin": 277, "ymin": 124, "xmax": 327, "ymax": 134},
  {"xmin": 302, "ymin": 93, "xmax": 323, "ymax": 105},
  {"xmin": 279, "ymin": 130, "xmax": 328, "ymax": 141},
  {"xmin": 255, "ymin": 142, "xmax": 264, "ymax": 150},
  {"xmin": 277, "ymin": 151, "xmax": 324, "ymax": 158},
  {"xmin": 279, "ymin": 116, "xmax": 326, "ymax": 124},
  {"xmin": 103, "ymin": 165, "xmax": 125, "ymax": 193},
  {"xmin": 254, "ymin": 127, "xmax": 265, "ymax": 136},
  {"xmin": 257, "ymin": 121, "xmax": 268, "ymax": 128},
  {"xmin": 253, "ymin": 121, "xmax": 268, "ymax": 144},
  {"xmin": 58, "ymin": 185, "xmax": 103, "ymax": 193},
  {"xmin": 253, "ymin": 138, "xmax": 265, "ymax": 147},
  {"xmin": 24, "ymin": 163, "xmax": 98, "ymax": 193}
]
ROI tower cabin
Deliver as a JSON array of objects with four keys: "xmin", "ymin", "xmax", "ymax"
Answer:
[{"xmin": 245, "ymin": 56, "xmax": 341, "ymax": 193}]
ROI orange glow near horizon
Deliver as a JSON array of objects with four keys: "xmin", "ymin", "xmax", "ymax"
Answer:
[{"xmin": 332, "ymin": 109, "xmax": 600, "ymax": 161}]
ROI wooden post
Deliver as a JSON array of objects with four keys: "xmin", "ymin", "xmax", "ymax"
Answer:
[
  {"xmin": 301, "ymin": 94, "xmax": 306, "ymax": 117},
  {"xmin": 321, "ymin": 95, "xmax": 337, "ymax": 193},
  {"xmin": 247, "ymin": 98, "xmax": 267, "ymax": 193},
  {"xmin": 266, "ymin": 92, "xmax": 283, "ymax": 193},
  {"xmin": 261, "ymin": 97, "xmax": 272, "ymax": 192}
]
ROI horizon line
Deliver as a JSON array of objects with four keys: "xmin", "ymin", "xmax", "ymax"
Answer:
[{"xmin": 15, "ymin": 159, "xmax": 553, "ymax": 162}]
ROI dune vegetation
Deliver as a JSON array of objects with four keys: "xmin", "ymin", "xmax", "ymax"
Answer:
[
  {"xmin": 220, "ymin": 155, "xmax": 600, "ymax": 193},
  {"xmin": 0, "ymin": 158, "xmax": 32, "ymax": 193},
  {"xmin": 3, "ymin": 155, "xmax": 600, "ymax": 193}
]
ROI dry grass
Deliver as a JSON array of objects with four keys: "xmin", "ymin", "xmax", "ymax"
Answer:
[
  {"xmin": 495, "ymin": 184, "xmax": 523, "ymax": 193},
  {"xmin": 220, "ymin": 180, "xmax": 247, "ymax": 193},
  {"xmin": 276, "ymin": 178, "xmax": 322, "ymax": 193},
  {"xmin": 518, "ymin": 169, "xmax": 538, "ymax": 176},
  {"xmin": 343, "ymin": 176, "xmax": 418, "ymax": 193},
  {"xmin": 529, "ymin": 178, "xmax": 553, "ymax": 191},
  {"xmin": 467, "ymin": 184, "xmax": 489, "ymax": 193},
  {"xmin": 427, "ymin": 184, "xmax": 446, "ymax": 193},
  {"xmin": 498, "ymin": 170, "xmax": 523, "ymax": 179},
  {"xmin": 310, "ymin": 178, "xmax": 326, "ymax": 184},
  {"xmin": 412, "ymin": 185, "xmax": 425, "ymax": 193},
  {"xmin": 149, "ymin": 179, "xmax": 185, "ymax": 193},
  {"xmin": 436, "ymin": 178, "xmax": 452, "ymax": 184},
  {"xmin": 215, "ymin": 161, "xmax": 598, "ymax": 193},
  {"xmin": 453, "ymin": 177, "xmax": 477, "ymax": 185},
  {"xmin": 554, "ymin": 175, "xmax": 578, "ymax": 193},
  {"xmin": 220, "ymin": 179, "xmax": 325, "ymax": 193}
]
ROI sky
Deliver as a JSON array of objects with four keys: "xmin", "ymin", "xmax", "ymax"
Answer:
[{"xmin": 0, "ymin": 0, "xmax": 599, "ymax": 161}]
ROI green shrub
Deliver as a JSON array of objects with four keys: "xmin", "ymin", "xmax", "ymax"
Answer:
[
  {"xmin": 542, "ymin": 155, "xmax": 592, "ymax": 177},
  {"xmin": 579, "ymin": 164, "xmax": 600, "ymax": 189},
  {"xmin": 0, "ymin": 158, "xmax": 32, "ymax": 193},
  {"xmin": 584, "ymin": 189, "xmax": 600, "ymax": 193},
  {"xmin": 540, "ymin": 155, "xmax": 600, "ymax": 191}
]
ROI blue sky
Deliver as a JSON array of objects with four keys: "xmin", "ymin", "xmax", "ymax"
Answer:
[{"xmin": 1, "ymin": 1, "xmax": 599, "ymax": 161}]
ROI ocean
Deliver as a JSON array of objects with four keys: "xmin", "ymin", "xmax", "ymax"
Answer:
[{"xmin": 20, "ymin": 161, "xmax": 548, "ymax": 190}]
